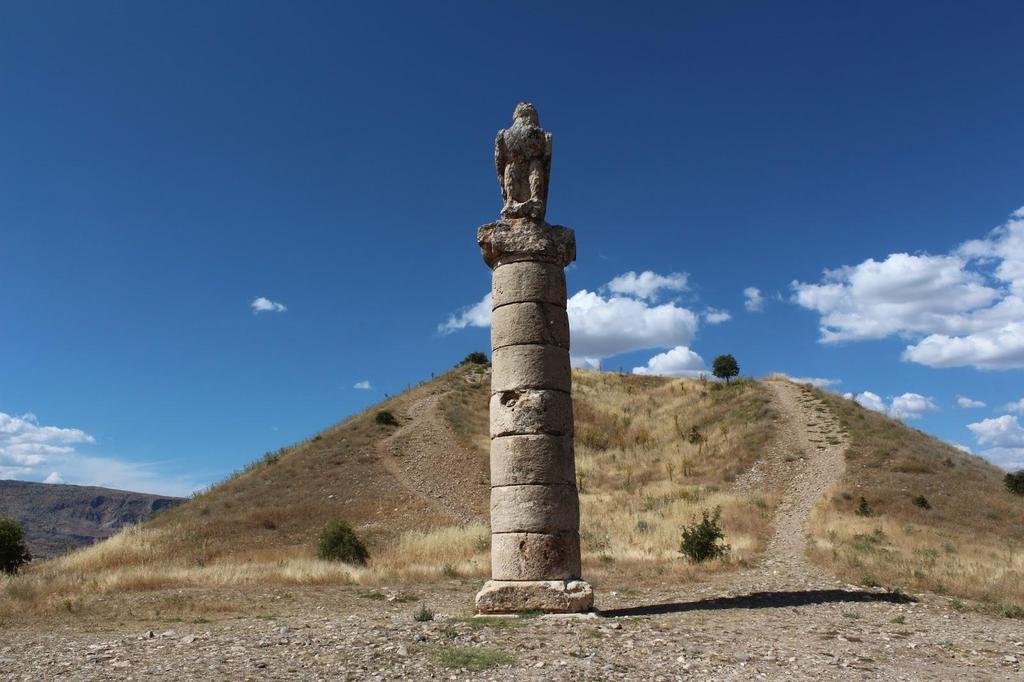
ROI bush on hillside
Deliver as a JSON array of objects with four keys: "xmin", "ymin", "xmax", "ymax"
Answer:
[
  {"xmin": 679, "ymin": 507, "xmax": 729, "ymax": 563},
  {"xmin": 856, "ymin": 497, "xmax": 872, "ymax": 516},
  {"xmin": 1006, "ymin": 471, "xmax": 1024, "ymax": 496},
  {"xmin": 318, "ymin": 520, "xmax": 369, "ymax": 565},
  {"xmin": 460, "ymin": 351, "xmax": 490, "ymax": 366},
  {"xmin": 913, "ymin": 495, "xmax": 931, "ymax": 510},
  {"xmin": 375, "ymin": 410, "xmax": 399, "ymax": 427},
  {"xmin": 0, "ymin": 516, "xmax": 32, "ymax": 575}
]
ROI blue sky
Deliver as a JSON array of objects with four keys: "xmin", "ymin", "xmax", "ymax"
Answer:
[{"xmin": 2, "ymin": 2, "xmax": 1023, "ymax": 495}]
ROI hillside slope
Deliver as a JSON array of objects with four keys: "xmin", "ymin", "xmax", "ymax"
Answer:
[
  {"xmin": 7, "ymin": 365, "xmax": 1023, "ymax": 616},
  {"xmin": 0, "ymin": 480, "xmax": 181, "ymax": 559}
]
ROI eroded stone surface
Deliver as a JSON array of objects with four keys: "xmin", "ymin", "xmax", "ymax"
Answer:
[
  {"xmin": 491, "ymin": 301, "xmax": 569, "ymax": 350},
  {"xmin": 490, "ymin": 484, "xmax": 579, "ymax": 533},
  {"xmin": 475, "ymin": 579, "xmax": 594, "ymax": 614},
  {"xmin": 489, "ymin": 389, "xmax": 573, "ymax": 438},
  {"xmin": 494, "ymin": 102, "xmax": 552, "ymax": 222},
  {"xmin": 491, "ymin": 345, "xmax": 571, "ymax": 393},
  {"xmin": 478, "ymin": 219, "xmax": 575, "ymax": 268},
  {"xmin": 490, "ymin": 434, "xmax": 576, "ymax": 487},
  {"xmin": 490, "ymin": 531, "xmax": 581, "ymax": 581},
  {"xmin": 492, "ymin": 261, "xmax": 567, "ymax": 308}
]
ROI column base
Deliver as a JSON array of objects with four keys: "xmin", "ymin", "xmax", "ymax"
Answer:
[{"xmin": 475, "ymin": 579, "xmax": 594, "ymax": 614}]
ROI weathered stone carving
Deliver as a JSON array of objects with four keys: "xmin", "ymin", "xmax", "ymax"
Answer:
[
  {"xmin": 476, "ymin": 103, "xmax": 593, "ymax": 614},
  {"xmin": 495, "ymin": 102, "xmax": 553, "ymax": 221}
]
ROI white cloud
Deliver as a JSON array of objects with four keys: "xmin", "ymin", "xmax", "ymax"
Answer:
[
  {"xmin": 251, "ymin": 296, "xmax": 287, "ymax": 314},
  {"xmin": 852, "ymin": 391, "xmax": 937, "ymax": 420},
  {"xmin": 888, "ymin": 393, "xmax": 939, "ymax": 421},
  {"xmin": 438, "ymin": 271, "xmax": 701, "ymax": 367},
  {"xmin": 0, "ymin": 411, "xmax": 198, "ymax": 496},
  {"xmin": 703, "ymin": 307, "xmax": 731, "ymax": 325},
  {"xmin": 957, "ymin": 396, "xmax": 987, "ymax": 409},
  {"xmin": 743, "ymin": 287, "xmax": 764, "ymax": 312},
  {"xmin": 607, "ymin": 271, "xmax": 688, "ymax": 300},
  {"xmin": 353, "ymin": 380, "xmax": 372, "ymax": 390},
  {"xmin": 792, "ymin": 208, "xmax": 1024, "ymax": 369},
  {"xmin": 438, "ymin": 293, "xmax": 492, "ymax": 334},
  {"xmin": 775, "ymin": 374, "xmax": 841, "ymax": 389},
  {"xmin": 967, "ymin": 415, "xmax": 1024, "ymax": 448},
  {"xmin": 632, "ymin": 346, "xmax": 706, "ymax": 377},
  {"xmin": 967, "ymin": 414, "xmax": 1024, "ymax": 470},
  {"xmin": 949, "ymin": 443, "xmax": 973, "ymax": 454},
  {"xmin": 1003, "ymin": 398, "xmax": 1024, "ymax": 413},
  {"xmin": 854, "ymin": 391, "xmax": 887, "ymax": 414},
  {"xmin": 567, "ymin": 290, "xmax": 698, "ymax": 361}
]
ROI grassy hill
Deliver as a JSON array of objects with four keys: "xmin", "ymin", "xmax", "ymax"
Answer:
[{"xmin": 3, "ymin": 363, "xmax": 1022, "ymax": 617}]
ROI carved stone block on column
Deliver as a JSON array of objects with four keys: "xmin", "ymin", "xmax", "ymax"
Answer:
[
  {"xmin": 490, "ymin": 389, "xmax": 573, "ymax": 438},
  {"xmin": 492, "ymin": 262, "xmax": 567, "ymax": 308},
  {"xmin": 490, "ymin": 531, "xmax": 581, "ymax": 580},
  {"xmin": 491, "ymin": 345, "xmax": 571, "ymax": 393},
  {"xmin": 489, "ymin": 484, "xmax": 579, "ymax": 533},
  {"xmin": 490, "ymin": 435, "xmax": 576, "ymax": 487},
  {"xmin": 491, "ymin": 301, "xmax": 570, "ymax": 350}
]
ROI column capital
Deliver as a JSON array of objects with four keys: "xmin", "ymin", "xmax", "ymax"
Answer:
[{"xmin": 478, "ymin": 219, "xmax": 576, "ymax": 269}]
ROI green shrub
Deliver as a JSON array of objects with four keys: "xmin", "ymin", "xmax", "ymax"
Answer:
[
  {"xmin": 1005, "ymin": 471, "xmax": 1024, "ymax": 496},
  {"xmin": 460, "ymin": 352, "xmax": 490, "ymax": 366},
  {"xmin": 413, "ymin": 605, "xmax": 434, "ymax": 622},
  {"xmin": 375, "ymin": 410, "xmax": 399, "ymax": 427},
  {"xmin": 318, "ymin": 520, "xmax": 368, "ymax": 565},
  {"xmin": 856, "ymin": 497, "xmax": 872, "ymax": 516},
  {"xmin": 0, "ymin": 517, "xmax": 31, "ymax": 575},
  {"xmin": 679, "ymin": 507, "xmax": 729, "ymax": 562},
  {"xmin": 912, "ymin": 495, "xmax": 931, "ymax": 510}
]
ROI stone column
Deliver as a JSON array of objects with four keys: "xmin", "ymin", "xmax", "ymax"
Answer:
[{"xmin": 474, "ymin": 104, "xmax": 593, "ymax": 614}]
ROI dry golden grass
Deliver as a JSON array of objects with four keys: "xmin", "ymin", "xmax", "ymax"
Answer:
[{"xmin": 807, "ymin": 388, "xmax": 1024, "ymax": 612}]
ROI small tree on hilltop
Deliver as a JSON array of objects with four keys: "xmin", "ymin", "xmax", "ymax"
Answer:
[
  {"xmin": 0, "ymin": 517, "xmax": 32, "ymax": 575},
  {"xmin": 712, "ymin": 354, "xmax": 739, "ymax": 384}
]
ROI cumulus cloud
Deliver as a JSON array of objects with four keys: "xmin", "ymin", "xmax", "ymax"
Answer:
[
  {"xmin": 607, "ymin": 271, "xmax": 689, "ymax": 300},
  {"xmin": 957, "ymin": 396, "xmax": 987, "ymax": 409},
  {"xmin": 438, "ymin": 293, "xmax": 492, "ymax": 334},
  {"xmin": 353, "ymin": 380, "xmax": 372, "ymax": 390},
  {"xmin": 703, "ymin": 308, "xmax": 731, "ymax": 325},
  {"xmin": 854, "ymin": 391, "xmax": 887, "ymax": 414},
  {"xmin": 251, "ymin": 296, "xmax": 287, "ymax": 313},
  {"xmin": 1003, "ymin": 398, "xmax": 1024, "ymax": 414},
  {"xmin": 567, "ymin": 290, "xmax": 698, "ymax": 362},
  {"xmin": 775, "ymin": 374, "xmax": 841, "ymax": 389},
  {"xmin": 632, "ymin": 346, "xmax": 707, "ymax": 377},
  {"xmin": 0, "ymin": 411, "xmax": 198, "ymax": 496},
  {"xmin": 967, "ymin": 414, "xmax": 1024, "ymax": 470},
  {"xmin": 439, "ymin": 271, "xmax": 700, "ymax": 368},
  {"xmin": 743, "ymin": 287, "xmax": 764, "ymax": 312},
  {"xmin": 851, "ymin": 391, "xmax": 937, "ymax": 421},
  {"xmin": 888, "ymin": 393, "xmax": 939, "ymax": 421},
  {"xmin": 792, "ymin": 208, "xmax": 1024, "ymax": 369}
]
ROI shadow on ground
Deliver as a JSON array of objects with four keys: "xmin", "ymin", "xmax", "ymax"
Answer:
[{"xmin": 599, "ymin": 589, "xmax": 916, "ymax": 618}]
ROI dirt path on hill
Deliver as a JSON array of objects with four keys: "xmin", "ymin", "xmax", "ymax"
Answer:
[{"xmin": 376, "ymin": 392, "xmax": 488, "ymax": 527}]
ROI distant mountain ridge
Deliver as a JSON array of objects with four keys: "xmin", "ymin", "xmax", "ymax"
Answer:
[{"xmin": 0, "ymin": 480, "xmax": 182, "ymax": 559}]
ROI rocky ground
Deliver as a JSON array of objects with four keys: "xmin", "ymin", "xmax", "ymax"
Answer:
[{"xmin": 3, "ymin": 381, "xmax": 1021, "ymax": 680}]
